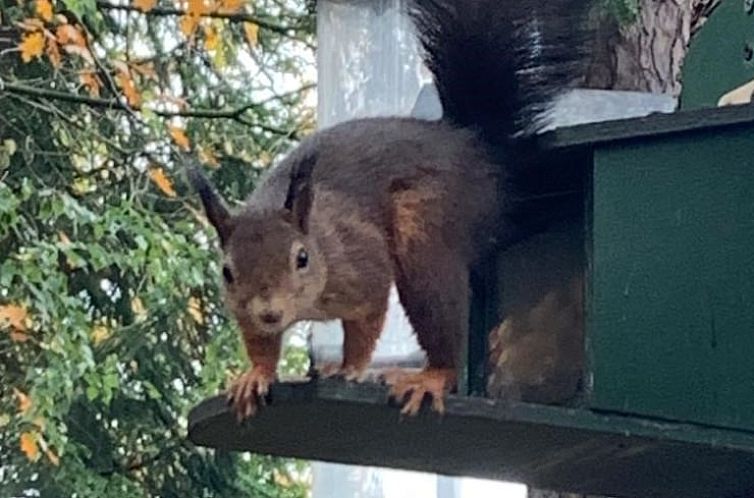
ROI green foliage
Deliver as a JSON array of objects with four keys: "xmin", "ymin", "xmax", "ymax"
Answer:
[
  {"xmin": 59, "ymin": 0, "xmax": 99, "ymax": 22},
  {"xmin": 602, "ymin": 0, "xmax": 640, "ymax": 23},
  {"xmin": 0, "ymin": 0, "xmax": 315, "ymax": 496}
]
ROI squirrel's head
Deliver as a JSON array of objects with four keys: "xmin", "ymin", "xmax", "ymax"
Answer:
[{"xmin": 189, "ymin": 154, "xmax": 325, "ymax": 336}]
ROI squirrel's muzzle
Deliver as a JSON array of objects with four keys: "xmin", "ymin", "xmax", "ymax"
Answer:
[{"xmin": 260, "ymin": 311, "xmax": 283, "ymax": 325}]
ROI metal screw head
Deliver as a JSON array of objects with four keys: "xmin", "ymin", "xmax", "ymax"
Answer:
[{"xmin": 746, "ymin": 0, "xmax": 754, "ymax": 14}]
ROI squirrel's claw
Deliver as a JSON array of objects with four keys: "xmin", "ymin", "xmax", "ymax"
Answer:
[
  {"xmin": 383, "ymin": 368, "xmax": 455, "ymax": 416},
  {"xmin": 342, "ymin": 364, "xmax": 369, "ymax": 383},
  {"xmin": 227, "ymin": 366, "xmax": 275, "ymax": 422},
  {"xmin": 315, "ymin": 362, "xmax": 342, "ymax": 379},
  {"xmin": 314, "ymin": 362, "xmax": 369, "ymax": 383}
]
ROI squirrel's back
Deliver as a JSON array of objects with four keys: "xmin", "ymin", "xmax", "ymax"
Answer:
[{"xmin": 247, "ymin": 117, "xmax": 501, "ymax": 260}]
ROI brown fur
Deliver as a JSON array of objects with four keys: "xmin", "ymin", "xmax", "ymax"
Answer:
[
  {"xmin": 391, "ymin": 186, "xmax": 438, "ymax": 249},
  {"xmin": 341, "ymin": 309, "xmax": 388, "ymax": 380}
]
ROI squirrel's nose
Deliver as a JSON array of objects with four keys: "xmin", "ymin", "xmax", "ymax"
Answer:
[{"xmin": 260, "ymin": 311, "xmax": 282, "ymax": 325}]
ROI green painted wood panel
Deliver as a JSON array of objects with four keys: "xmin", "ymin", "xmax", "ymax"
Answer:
[
  {"xmin": 589, "ymin": 124, "xmax": 754, "ymax": 431},
  {"xmin": 681, "ymin": 0, "xmax": 754, "ymax": 110}
]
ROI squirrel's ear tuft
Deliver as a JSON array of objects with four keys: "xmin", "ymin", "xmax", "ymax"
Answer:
[
  {"xmin": 187, "ymin": 167, "xmax": 235, "ymax": 246},
  {"xmin": 283, "ymin": 152, "xmax": 317, "ymax": 234}
]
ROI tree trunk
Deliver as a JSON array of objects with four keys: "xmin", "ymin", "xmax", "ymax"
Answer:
[
  {"xmin": 525, "ymin": 1, "xmax": 719, "ymax": 498},
  {"xmin": 584, "ymin": 0, "xmax": 720, "ymax": 96}
]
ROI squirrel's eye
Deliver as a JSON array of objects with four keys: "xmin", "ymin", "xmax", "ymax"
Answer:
[
  {"xmin": 296, "ymin": 248, "xmax": 309, "ymax": 270},
  {"xmin": 222, "ymin": 266, "xmax": 234, "ymax": 284}
]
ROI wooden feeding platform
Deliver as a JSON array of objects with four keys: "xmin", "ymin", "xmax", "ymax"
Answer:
[{"xmin": 189, "ymin": 380, "xmax": 754, "ymax": 498}]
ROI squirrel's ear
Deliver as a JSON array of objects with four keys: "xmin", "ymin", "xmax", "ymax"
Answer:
[
  {"xmin": 283, "ymin": 152, "xmax": 317, "ymax": 234},
  {"xmin": 187, "ymin": 167, "xmax": 235, "ymax": 246}
]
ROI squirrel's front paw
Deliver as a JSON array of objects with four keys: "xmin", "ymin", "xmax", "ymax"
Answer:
[
  {"xmin": 227, "ymin": 366, "xmax": 276, "ymax": 421},
  {"xmin": 314, "ymin": 362, "xmax": 369, "ymax": 383},
  {"xmin": 342, "ymin": 363, "xmax": 369, "ymax": 383},
  {"xmin": 315, "ymin": 362, "xmax": 343, "ymax": 379}
]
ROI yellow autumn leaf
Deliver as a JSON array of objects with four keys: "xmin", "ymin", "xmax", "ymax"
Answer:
[
  {"xmin": 133, "ymin": 0, "xmax": 157, "ymax": 12},
  {"xmin": 3, "ymin": 138, "xmax": 17, "ymax": 156},
  {"xmin": 56, "ymin": 24, "xmax": 86, "ymax": 47},
  {"xmin": 179, "ymin": 14, "xmax": 200, "ymax": 38},
  {"xmin": 0, "ymin": 304, "xmax": 28, "ymax": 331},
  {"xmin": 46, "ymin": 37, "xmax": 61, "ymax": 68},
  {"xmin": 115, "ymin": 71, "xmax": 141, "ymax": 107},
  {"xmin": 35, "ymin": 0, "xmax": 53, "ymax": 22},
  {"xmin": 258, "ymin": 150, "xmax": 272, "ymax": 167},
  {"xmin": 169, "ymin": 125, "xmax": 191, "ymax": 150},
  {"xmin": 20, "ymin": 432, "xmax": 39, "ymax": 462},
  {"xmin": 273, "ymin": 468, "xmax": 292, "ymax": 487},
  {"xmin": 149, "ymin": 167, "xmax": 177, "ymax": 197},
  {"xmin": 187, "ymin": 0, "xmax": 210, "ymax": 15},
  {"xmin": 19, "ymin": 31, "xmax": 45, "ymax": 63},
  {"xmin": 13, "ymin": 388, "xmax": 32, "ymax": 414},
  {"xmin": 187, "ymin": 297, "xmax": 203, "ymax": 324},
  {"xmin": 91, "ymin": 324, "xmax": 110, "ymax": 345},
  {"xmin": 217, "ymin": 0, "xmax": 243, "ymax": 13},
  {"xmin": 131, "ymin": 296, "xmax": 147, "ymax": 321},
  {"xmin": 80, "ymin": 70, "xmax": 102, "ymax": 97},
  {"xmin": 203, "ymin": 24, "xmax": 219, "ymax": 51},
  {"xmin": 243, "ymin": 22, "xmax": 259, "ymax": 47},
  {"xmin": 212, "ymin": 44, "xmax": 226, "ymax": 68},
  {"xmin": 198, "ymin": 146, "xmax": 219, "ymax": 168}
]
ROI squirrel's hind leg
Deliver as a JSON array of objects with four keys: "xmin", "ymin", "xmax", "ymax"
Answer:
[
  {"xmin": 384, "ymin": 181, "xmax": 472, "ymax": 414},
  {"xmin": 388, "ymin": 247, "xmax": 470, "ymax": 415}
]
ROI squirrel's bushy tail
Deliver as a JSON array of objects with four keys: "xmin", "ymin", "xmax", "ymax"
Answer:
[{"xmin": 408, "ymin": 0, "xmax": 592, "ymax": 144}]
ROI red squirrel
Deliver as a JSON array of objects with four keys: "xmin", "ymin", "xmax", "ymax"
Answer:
[{"xmin": 190, "ymin": 0, "xmax": 591, "ymax": 419}]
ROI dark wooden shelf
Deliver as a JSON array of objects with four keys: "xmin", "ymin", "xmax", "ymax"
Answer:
[
  {"xmin": 539, "ymin": 103, "xmax": 754, "ymax": 149},
  {"xmin": 188, "ymin": 380, "xmax": 754, "ymax": 498}
]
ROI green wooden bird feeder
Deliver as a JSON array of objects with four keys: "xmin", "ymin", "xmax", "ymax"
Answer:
[{"xmin": 188, "ymin": 3, "xmax": 754, "ymax": 497}]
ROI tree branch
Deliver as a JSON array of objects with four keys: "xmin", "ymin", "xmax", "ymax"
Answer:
[
  {"xmin": 0, "ymin": 81, "xmax": 312, "ymax": 137},
  {"xmin": 95, "ymin": 0, "xmax": 308, "ymax": 39}
]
